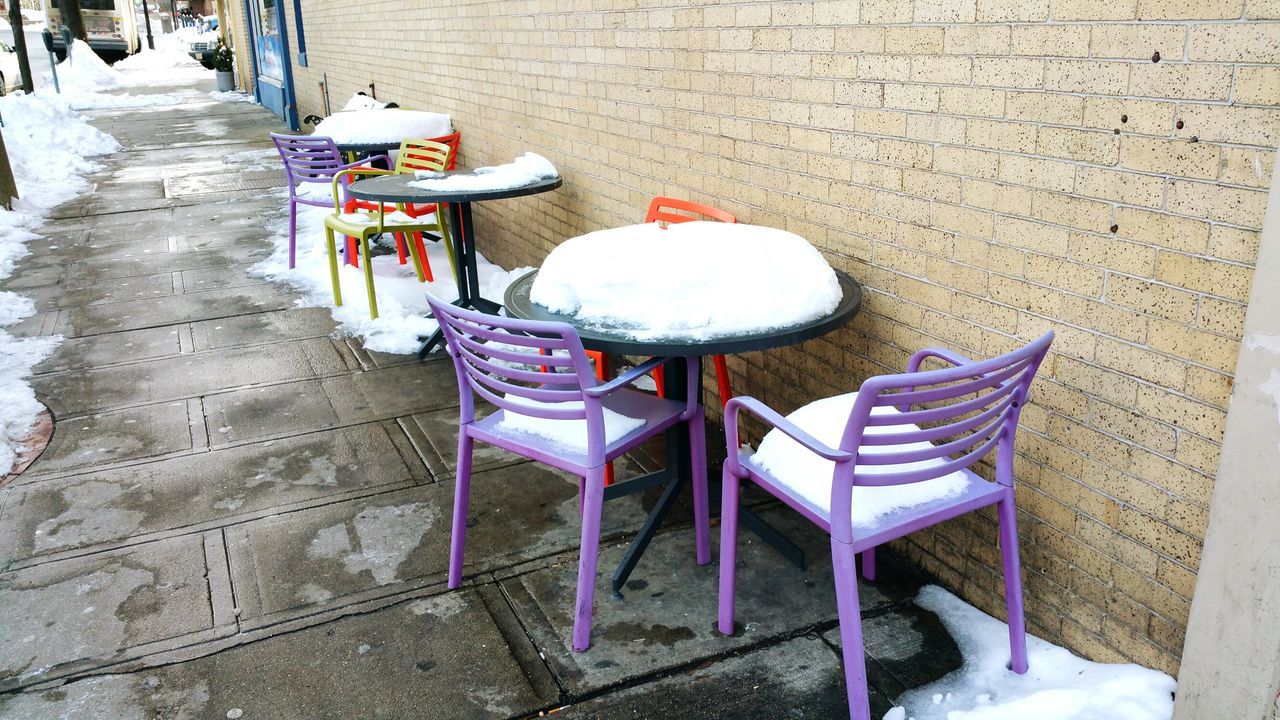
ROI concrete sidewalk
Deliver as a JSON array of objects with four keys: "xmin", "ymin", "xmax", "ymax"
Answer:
[{"xmin": 0, "ymin": 77, "xmax": 959, "ymax": 719}]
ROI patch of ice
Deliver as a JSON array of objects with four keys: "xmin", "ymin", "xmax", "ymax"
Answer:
[
  {"xmin": 407, "ymin": 152, "xmax": 557, "ymax": 193},
  {"xmin": 530, "ymin": 221, "xmax": 841, "ymax": 341},
  {"xmin": 884, "ymin": 586, "xmax": 1176, "ymax": 720},
  {"xmin": 494, "ymin": 393, "xmax": 646, "ymax": 452},
  {"xmin": 752, "ymin": 391, "xmax": 971, "ymax": 527},
  {"xmin": 313, "ymin": 109, "xmax": 451, "ymax": 144}
]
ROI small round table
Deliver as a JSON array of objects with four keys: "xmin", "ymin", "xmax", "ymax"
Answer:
[
  {"xmin": 346, "ymin": 172, "xmax": 563, "ymax": 356},
  {"xmin": 505, "ymin": 268, "xmax": 863, "ymax": 591}
]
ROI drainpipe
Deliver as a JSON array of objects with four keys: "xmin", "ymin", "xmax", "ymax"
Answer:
[
  {"xmin": 275, "ymin": 0, "xmax": 299, "ymax": 131},
  {"xmin": 241, "ymin": 0, "xmax": 261, "ymax": 105}
]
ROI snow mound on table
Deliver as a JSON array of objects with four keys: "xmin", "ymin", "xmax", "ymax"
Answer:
[
  {"xmin": 313, "ymin": 109, "xmax": 452, "ymax": 145},
  {"xmin": 496, "ymin": 394, "xmax": 645, "ymax": 452},
  {"xmin": 884, "ymin": 586, "xmax": 1176, "ymax": 720},
  {"xmin": 250, "ymin": 198, "xmax": 532, "ymax": 355},
  {"xmin": 530, "ymin": 221, "xmax": 841, "ymax": 340},
  {"xmin": 408, "ymin": 153, "xmax": 558, "ymax": 193},
  {"xmin": 752, "ymin": 392, "xmax": 971, "ymax": 527}
]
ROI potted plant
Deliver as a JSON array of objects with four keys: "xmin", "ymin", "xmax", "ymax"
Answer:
[{"xmin": 212, "ymin": 38, "xmax": 235, "ymax": 92}]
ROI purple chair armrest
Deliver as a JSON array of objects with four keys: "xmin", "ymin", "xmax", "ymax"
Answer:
[
  {"xmin": 338, "ymin": 154, "xmax": 391, "ymax": 171},
  {"xmin": 582, "ymin": 356, "xmax": 670, "ymax": 398},
  {"xmin": 906, "ymin": 347, "xmax": 974, "ymax": 374},
  {"xmin": 724, "ymin": 396, "xmax": 852, "ymax": 476}
]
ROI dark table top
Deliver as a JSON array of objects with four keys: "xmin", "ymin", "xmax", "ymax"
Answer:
[
  {"xmin": 504, "ymin": 269, "xmax": 862, "ymax": 356},
  {"xmin": 346, "ymin": 172, "xmax": 563, "ymax": 205},
  {"xmin": 334, "ymin": 140, "xmax": 403, "ymax": 155}
]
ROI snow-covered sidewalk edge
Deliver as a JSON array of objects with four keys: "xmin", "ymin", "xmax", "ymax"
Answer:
[
  {"xmin": 0, "ymin": 295, "xmax": 62, "ymax": 475},
  {"xmin": 884, "ymin": 585, "xmax": 1176, "ymax": 720}
]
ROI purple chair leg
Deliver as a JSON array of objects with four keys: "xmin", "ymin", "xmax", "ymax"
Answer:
[
  {"xmin": 572, "ymin": 466, "xmax": 607, "ymax": 652},
  {"xmin": 447, "ymin": 432, "xmax": 474, "ymax": 589},
  {"xmin": 832, "ymin": 538, "xmax": 872, "ymax": 720},
  {"xmin": 689, "ymin": 410, "xmax": 711, "ymax": 566},
  {"xmin": 998, "ymin": 495, "xmax": 1029, "ymax": 673},
  {"xmin": 717, "ymin": 466, "xmax": 740, "ymax": 636},
  {"xmin": 287, "ymin": 199, "xmax": 298, "ymax": 269},
  {"xmin": 861, "ymin": 547, "xmax": 876, "ymax": 581}
]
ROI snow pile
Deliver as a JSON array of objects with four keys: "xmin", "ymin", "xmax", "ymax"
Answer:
[
  {"xmin": 530, "ymin": 221, "xmax": 841, "ymax": 340},
  {"xmin": 113, "ymin": 42, "xmax": 203, "ymax": 71},
  {"xmin": 0, "ymin": 294, "xmax": 62, "ymax": 475},
  {"xmin": 408, "ymin": 152, "xmax": 558, "ymax": 193},
  {"xmin": 41, "ymin": 39, "xmax": 192, "ymax": 110},
  {"xmin": 885, "ymin": 586, "xmax": 1176, "ymax": 720},
  {"xmin": 496, "ymin": 395, "xmax": 645, "ymax": 451},
  {"xmin": 0, "ymin": 89, "xmax": 114, "ymax": 472},
  {"xmin": 752, "ymin": 392, "xmax": 971, "ymax": 526},
  {"xmin": 250, "ymin": 198, "xmax": 531, "ymax": 354},
  {"xmin": 341, "ymin": 93, "xmax": 389, "ymax": 111},
  {"xmin": 50, "ymin": 40, "xmax": 128, "ymax": 91},
  {"xmin": 209, "ymin": 90, "xmax": 256, "ymax": 104},
  {"xmin": 313, "ymin": 109, "xmax": 452, "ymax": 145}
]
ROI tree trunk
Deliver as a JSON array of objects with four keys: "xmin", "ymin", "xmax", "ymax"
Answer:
[
  {"xmin": 0, "ymin": 129, "xmax": 19, "ymax": 211},
  {"xmin": 60, "ymin": 0, "xmax": 88, "ymax": 44},
  {"xmin": 6, "ymin": 1, "xmax": 36, "ymax": 93}
]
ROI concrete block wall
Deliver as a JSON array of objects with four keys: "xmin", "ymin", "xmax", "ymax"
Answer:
[{"xmin": 278, "ymin": 0, "xmax": 1278, "ymax": 675}]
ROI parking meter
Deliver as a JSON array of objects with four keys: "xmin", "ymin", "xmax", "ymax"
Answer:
[
  {"xmin": 42, "ymin": 28, "xmax": 61, "ymax": 93},
  {"xmin": 60, "ymin": 25, "xmax": 72, "ymax": 64}
]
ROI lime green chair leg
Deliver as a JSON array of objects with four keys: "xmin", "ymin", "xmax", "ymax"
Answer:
[
  {"xmin": 324, "ymin": 227, "xmax": 343, "ymax": 306},
  {"xmin": 359, "ymin": 234, "xmax": 379, "ymax": 319}
]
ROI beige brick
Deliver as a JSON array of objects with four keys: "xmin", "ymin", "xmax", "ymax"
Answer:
[
  {"xmin": 1031, "ymin": 191, "xmax": 1115, "ymax": 232},
  {"xmin": 1119, "ymin": 137, "xmax": 1220, "ymax": 180},
  {"xmin": 989, "ymin": 274, "xmax": 1062, "ymax": 316},
  {"xmin": 1198, "ymin": 297, "xmax": 1249, "ymax": 336},
  {"xmin": 1129, "ymin": 64, "xmax": 1233, "ymax": 101},
  {"xmin": 973, "ymin": 57, "xmax": 1046, "ymax": 89},
  {"xmin": 1062, "ymin": 295, "xmax": 1149, "ymax": 343},
  {"xmin": 1091, "ymin": 24, "xmax": 1187, "ymax": 60},
  {"xmin": 1097, "ymin": 338, "xmax": 1188, "ymax": 389},
  {"xmin": 1118, "ymin": 507, "xmax": 1202, "ymax": 566},
  {"xmin": 860, "ymin": 0, "xmax": 914, "ymax": 23},
  {"xmin": 1046, "ymin": 60, "xmax": 1130, "ymax": 95},
  {"xmin": 934, "ymin": 202, "xmax": 996, "ymax": 238},
  {"xmin": 884, "ymin": 27, "xmax": 945, "ymax": 55},
  {"xmin": 1025, "ymin": 256, "xmax": 1107, "ymax": 296},
  {"xmin": 1105, "ymin": 278, "xmax": 1202, "ymax": 330},
  {"xmin": 902, "ymin": 168, "xmax": 963, "ymax": 202},
  {"xmin": 943, "ymin": 25, "xmax": 1011, "ymax": 55},
  {"xmin": 857, "ymin": 54, "xmax": 912, "ymax": 82},
  {"xmin": 1082, "ymin": 97, "xmax": 1177, "ymax": 137},
  {"xmin": 1069, "ymin": 233, "xmax": 1156, "ymax": 277},
  {"xmin": 1184, "ymin": 367, "xmax": 1233, "ymax": 409},
  {"xmin": 1115, "ymin": 207, "xmax": 1211, "ymax": 254},
  {"xmin": 905, "ymin": 113, "xmax": 968, "ymax": 144},
  {"xmin": 939, "ymin": 86, "xmax": 1007, "ymax": 118},
  {"xmin": 814, "ymin": 0, "xmax": 861, "ymax": 24},
  {"xmin": 1189, "ymin": 23, "xmax": 1280, "ymax": 62},
  {"xmin": 915, "ymin": 0, "xmax": 979, "ymax": 22},
  {"xmin": 912, "ymin": 56, "xmax": 974, "ymax": 84},
  {"xmin": 1137, "ymin": 0, "xmax": 1244, "ymax": 18},
  {"xmin": 999, "ymin": 154, "xmax": 1076, "ymax": 193},
  {"xmin": 993, "ymin": 217, "xmax": 1072, "ymax": 256},
  {"xmin": 1010, "ymin": 25, "xmax": 1091, "ymax": 57},
  {"xmin": 1007, "ymin": 92, "xmax": 1086, "ymax": 126},
  {"xmin": 834, "ymin": 81, "xmax": 883, "ymax": 107},
  {"xmin": 1251, "ymin": 0, "xmax": 1280, "ymax": 18},
  {"xmin": 1147, "ymin": 319, "xmax": 1242, "ymax": 373},
  {"xmin": 834, "ymin": 27, "xmax": 885, "ymax": 53},
  {"xmin": 1075, "ymin": 168, "xmax": 1164, "ymax": 208},
  {"xmin": 883, "ymin": 84, "xmax": 941, "ymax": 112},
  {"xmin": 977, "ymin": 0, "xmax": 1051, "ymax": 21},
  {"xmin": 967, "ymin": 119, "xmax": 1039, "ymax": 153},
  {"xmin": 936, "ymin": 146, "xmax": 1002, "ymax": 179},
  {"xmin": 1175, "ymin": 104, "xmax": 1280, "ymax": 146},
  {"xmin": 1234, "ymin": 66, "xmax": 1280, "ymax": 106},
  {"xmin": 1167, "ymin": 179, "xmax": 1270, "ymax": 227},
  {"xmin": 1037, "ymin": 127, "xmax": 1121, "ymax": 165},
  {"xmin": 1208, "ymin": 225, "xmax": 1261, "ymax": 263},
  {"xmin": 1052, "ymin": 0, "xmax": 1139, "ymax": 20}
]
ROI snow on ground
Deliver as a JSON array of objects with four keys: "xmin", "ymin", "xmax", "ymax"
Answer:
[
  {"xmin": 313, "ymin": 109, "xmax": 452, "ymax": 145},
  {"xmin": 885, "ymin": 586, "xmax": 1176, "ymax": 720},
  {"xmin": 408, "ymin": 152, "xmax": 557, "ymax": 193},
  {"xmin": 209, "ymin": 90, "xmax": 256, "ymax": 104},
  {"xmin": 530, "ymin": 221, "xmax": 842, "ymax": 340},
  {"xmin": 751, "ymin": 391, "xmax": 972, "ymax": 527},
  {"xmin": 0, "ymin": 73, "xmax": 124, "ymax": 472},
  {"xmin": 40, "ymin": 39, "xmax": 193, "ymax": 109},
  {"xmin": 251, "ymin": 199, "xmax": 531, "ymax": 355}
]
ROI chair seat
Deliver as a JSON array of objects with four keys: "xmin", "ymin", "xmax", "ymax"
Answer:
[
  {"xmin": 471, "ymin": 387, "xmax": 684, "ymax": 470},
  {"xmin": 324, "ymin": 210, "xmax": 439, "ymax": 236},
  {"xmin": 744, "ymin": 391, "xmax": 1006, "ymax": 539}
]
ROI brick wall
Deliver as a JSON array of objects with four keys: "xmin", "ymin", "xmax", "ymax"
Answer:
[{"xmin": 279, "ymin": 0, "xmax": 1278, "ymax": 675}]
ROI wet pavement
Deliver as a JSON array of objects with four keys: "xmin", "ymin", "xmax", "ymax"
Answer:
[{"xmin": 0, "ymin": 75, "xmax": 962, "ymax": 718}]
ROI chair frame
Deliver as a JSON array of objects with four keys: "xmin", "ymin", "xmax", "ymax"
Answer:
[
  {"xmin": 270, "ymin": 133, "xmax": 386, "ymax": 269},
  {"xmin": 718, "ymin": 333, "xmax": 1053, "ymax": 720},
  {"xmin": 428, "ymin": 295, "xmax": 711, "ymax": 652}
]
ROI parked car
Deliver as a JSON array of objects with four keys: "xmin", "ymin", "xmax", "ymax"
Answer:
[
  {"xmin": 187, "ymin": 37, "xmax": 215, "ymax": 67},
  {"xmin": 0, "ymin": 41, "xmax": 20, "ymax": 96}
]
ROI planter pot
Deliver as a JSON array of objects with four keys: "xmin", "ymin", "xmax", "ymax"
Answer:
[{"xmin": 215, "ymin": 70, "xmax": 234, "ymax": 92}]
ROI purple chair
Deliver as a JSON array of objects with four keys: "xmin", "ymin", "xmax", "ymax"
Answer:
[
  {"xmin": 427, "ymin": 295, "xmax": 711, "ymax": 652},
  {"xmin": 718, "ymin": 333, "xmax": 1053, "ymax": 720},
  {"xmin": 269, "ymin": 133, "xmax": 388, "ymax": 269}
]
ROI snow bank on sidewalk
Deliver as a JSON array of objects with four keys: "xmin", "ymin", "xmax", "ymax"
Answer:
[
  {"xmin": 884, "ymin": 586, "xmax": 1175, "ymax": 720},
  {"xmin": 0, "ymin": 90, "xmax": 119, "ymax": 473},
  {"xmin": 251, "ymin": 198, "xmax": 531, "ymax": 355},
  {"xmin": 41, "ymin": 38, "xmax": 198, "ymax": 110}
]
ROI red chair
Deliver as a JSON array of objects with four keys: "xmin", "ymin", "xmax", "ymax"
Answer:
[{"xmin": 343, "ymin": 132, "xmax": 462, "ymax": 273}]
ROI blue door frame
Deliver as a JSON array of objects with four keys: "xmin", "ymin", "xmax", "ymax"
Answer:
[{"xmin": 244, "ymin": 0, "xmax": 299, "ymax": 130}]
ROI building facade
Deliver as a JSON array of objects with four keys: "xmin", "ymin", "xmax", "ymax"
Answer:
[{"xmin": 228, "ymin": 0, "xmax": 1279, "ymax": 707}]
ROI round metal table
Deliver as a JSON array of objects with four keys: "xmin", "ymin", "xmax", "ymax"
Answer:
[
  {"xmin": 505, "ymin": 267, "xmax": 863, "ymax": 590},
  {"xmin": 346, "ymin": 172, "xmax": 563, "ymax": 356}
]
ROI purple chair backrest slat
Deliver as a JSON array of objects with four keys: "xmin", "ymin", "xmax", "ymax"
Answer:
[
  {"xmin": 428, "ymin": 295, "xmax": 611, "ymax": 457},
  {"xmin": 837, "ymin": 333, "xmax": 1053, "ymax": 491},
  {"xmin": 270, "ymin": 133, "xmax": 345, "ymax": 186}
]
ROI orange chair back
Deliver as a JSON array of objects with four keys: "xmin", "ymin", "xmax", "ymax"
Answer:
[{"xmin": 644, "ymin": 197, "xmax": 737, "ymax": 226}]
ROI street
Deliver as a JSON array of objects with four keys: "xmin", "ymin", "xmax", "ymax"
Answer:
[{"xmin": 1, "ymin": 21, "xmax": 52, "ymax": 91}]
